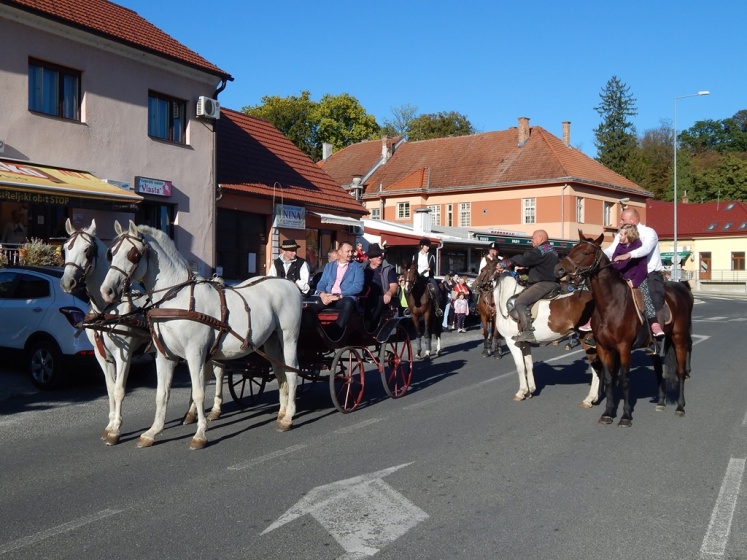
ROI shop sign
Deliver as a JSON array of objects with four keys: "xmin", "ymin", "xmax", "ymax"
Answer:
[
  {"xmin": 273, "ymin": 204, "xmax": 305, "ymax": 230},
  {"xmin": 135, "ymin": 176, "xmax": 173, "ymax": 197}
]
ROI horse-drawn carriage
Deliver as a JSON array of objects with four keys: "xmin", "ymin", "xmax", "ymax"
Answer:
[{"xmin": 226, "ymin": 297, "xmax": 413, "ymax": 414}]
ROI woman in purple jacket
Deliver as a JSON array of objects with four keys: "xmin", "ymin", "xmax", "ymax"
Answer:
[{"xmin": 611, "ymin": 224, "xmax": 663, "ymax": 336}]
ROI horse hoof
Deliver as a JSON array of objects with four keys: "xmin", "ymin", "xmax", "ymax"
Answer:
[
  {"xmin": 618, "ymin": 419, "xmax": 632, "ymax": 428},
  {"xmin": 276, "ymin": 421, "xmax": 293, "ymax": 432},
  {"xmin": 598, "ymin": 415, "xmax": 613, "ymax": 425},
  {"xmin": 207, "ymin": 410, "xmax": 221, "ymax": 422},
  {"xmin": 513, "ymin": 392, "xmax": 531, "ymax": 402},
  {"xmin": 101, "ymin": 428, "xmax": 110, "ymax": 440},
  {"xmin": 182, "ymin": 413, "xmax": 196, "ymax": 425},
  {"xmin": 105, "ymin": 433, "xmax": 120, "ymax": 446},
  {"xmin": 579, "ymin": 401, "xmax": 593, "ymax": 409},
  {"xmin": 675, "ymin": 409, "xmax": 685, "ymax": 417},
  {"xmin": 137, "ymin": 436, "xmax": 155, "ymax": 448},
  {"xmin": 655, "ymin": 404, "xmax": 666, "ymax": 412},
  {"xmin": 189, "ymin": 438, "xmax": 208, "ymax": 450}
]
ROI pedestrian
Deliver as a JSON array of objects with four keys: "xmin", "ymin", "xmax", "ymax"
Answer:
[{"xmin": 454, "ymin": 292, "xmax": 469, "ymax": 332}]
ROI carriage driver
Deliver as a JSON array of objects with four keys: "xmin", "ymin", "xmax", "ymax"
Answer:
[
  {"xmin": 500, "ymin": 229, "xmax": 559, "ymax": 343},
  {"xmin": 603, "ymin": 207, "xmax": 666, "ymax": 338},
  {"xmin": 413, "ymin": 237, "xmax": 444, "ymax": 317},
  {"xmin": 363, "ymin": 243, "xmax": 398, "ymax": 331},
  {"xmin": 268, "ymin": 239, "xmax": 311, "ymax": 295},
  {"xmin": 315, "ymin": 241, "xmax": 365, "ymax": 339}
]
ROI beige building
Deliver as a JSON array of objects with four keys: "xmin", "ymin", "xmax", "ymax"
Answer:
[{"xmin": 0, "ymin": 0, "xmax": 231, "ymax": 275}]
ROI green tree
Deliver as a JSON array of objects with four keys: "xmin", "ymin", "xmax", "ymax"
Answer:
[
  {"xmin": 679, "ymin": 110, "xmax": 747, "ymax": 154},
  {"xmin": 636, "ymin": 121, "xmax": 674, "ymax": 199},
  {"xmin": 593, "ymin": 76, "xmax": 639, "ymax": 178},
  {"xmin": 315, "ymin": 93, "xmax": 380, "ymax": 156},
  {"xmin": 381, "ymin": 103, "xmax": 418, "ymax": 138},
  {"xmin": 690, "ymin": 151, "xmax": 747, "ymax": 202},
  {"xmin": 242, "ymin": 90, "xmax": 319, "ymax": 160},
  {"xmin": 407, "ymin": 111, "xmax": 475, "ymax": 141},
  {"xmin": 242, "ymin": 91, "xmax": 380, "ymax": 161}
]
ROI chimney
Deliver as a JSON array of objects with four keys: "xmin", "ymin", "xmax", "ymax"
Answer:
[
  {"xmin": 518, "ymin": 117, "xmax": 530, "ymax": 146},
  {"xmin": 322, "ymin": 142, "xmax": 333, "ymax": 160},
  {"xmin": 381, "ymin": 136, "xmax": 391, "ymax": 162},
  {"xmin": 562, "ymin": 121, "xmax": 571, "ymax": 147},
  {"xmin": 681, "ymin": 190, "xmax": 688, "ymax": 204}
]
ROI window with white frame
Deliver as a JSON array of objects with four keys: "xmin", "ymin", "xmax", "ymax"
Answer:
[
  {"xmin": 522, "ymin": 198, "xmax": 536, "ymax": 225},
  {"xmin": 370, "ymin": 207, "xmax": 381, "ymax": 220},
  {"xmin": 576, "ymin": 197, "xmax": 584, "ymax": 223},
  {"xmin": 397, "ymin": 202, "xmax": 410, "ymax": 219},
  {"xmin": 148, "ymin": 91, "xmax": 186, "ymax": 143},
  {"xmin": 28, "ymin": 58, "xmax": 81, "ymax": 120},
  {"xmin": 427, "ymin": 204, "xmax": 441, "ymax": 226},
  {"xmin": 603, "ymin": 202, "xmax": 613, "ymax": 227},
  {"xmin": 459, "ymin": 202, "xmax": 471, "ymax": 227},
  {"xmin": 446, "ymin": 204, "xmax": 453, "ymax": 227}
]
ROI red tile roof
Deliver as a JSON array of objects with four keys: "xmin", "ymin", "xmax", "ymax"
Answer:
[
  {"xmin": 216, "ymin": 109, "xmax": 367, "ymax": 216},
  {"xmin": 5, "ymin": 0, "xmax": 231, "ymax": 79},
  {"xmin": 320, "ymin": 125, "xmax": 649, "ymax": 197},
  {"xmin": 647, "ymin": 199, "xmax": 747, "ymax": 238}
]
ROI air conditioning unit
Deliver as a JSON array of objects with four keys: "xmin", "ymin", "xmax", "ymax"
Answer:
[{"xmin": 196, "ymin": 96, "xmax": 220, "ymax": 119}]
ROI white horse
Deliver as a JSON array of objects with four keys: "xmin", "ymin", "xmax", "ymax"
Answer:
[
  {"xmin": 60, "ymin": 219, "xmax": 224, "ymax": 445},
  {"xmin": 99, "ymin": 220, "xmax": 302, "ymax": 450},
  {"xmin": 492, "ymin": 270, "xmax": 602, "ymax": 406}
]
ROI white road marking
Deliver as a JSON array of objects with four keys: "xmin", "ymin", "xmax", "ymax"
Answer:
[
  {"xmin": 700, "ymin": 458, "xmax": 745, "ymax": 558},
  {"xmin": 335, "ymin": 418, "xmax": 382, "ymax": 433},
  {"xmin": 227, "ymin": 443, "xmax": 307, "ymax": 471},
  {"xmin": 0, "ymin": 508, "xmax": 124, "ymax": 554},
  {"xmin": 742, "ymin": 407, "xmax": 747, "ymax": 428},
  {"xmin": 263, "ymin": 463, "xmax": 428, "ymax": 559}
]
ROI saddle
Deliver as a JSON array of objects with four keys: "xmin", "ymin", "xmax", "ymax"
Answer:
[
  {"xmin": 505, "ymin": 286, "xmax": 565, "ymax": 322},
  {"xmin": 629, "ymin": 286, "xmax": 672, "ymax": 326}
]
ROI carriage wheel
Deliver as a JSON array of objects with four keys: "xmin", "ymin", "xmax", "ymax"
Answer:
[
  {"xmin": 227, "ymin": 367, "xmax": 268, "ymax": 409},
  {"xmin": 379, "ymin": 324, "xmax": 413, "ymax": 398},
  {"xmin": 330, "ymin": 347, "xmax": 365, "ymax": 413}
]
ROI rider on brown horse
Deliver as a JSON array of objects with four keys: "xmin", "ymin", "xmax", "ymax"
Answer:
[{"xmin": 412, "ymin": 237, "xmax": 444, "ymax": 317}]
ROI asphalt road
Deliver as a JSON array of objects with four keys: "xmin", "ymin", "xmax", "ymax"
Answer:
[{"xmin": 1, "ymin": 294, "xmax": 746, "ymax": 560}]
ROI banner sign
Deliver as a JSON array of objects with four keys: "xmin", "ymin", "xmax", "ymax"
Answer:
[
  {"xmin": 135, "ymin": 176, "xmax": 173, "ymax": 197},
  {"xmin": 273, "ymin": 204, "xmax": 305, "ymax": 230}
]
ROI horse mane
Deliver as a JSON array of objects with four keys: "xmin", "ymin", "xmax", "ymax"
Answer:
[{"xmin": 135, "ymin": 224, "xmax": 190, "ymax": 271}]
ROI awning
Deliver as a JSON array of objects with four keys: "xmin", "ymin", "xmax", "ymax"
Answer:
[
  {"xmin": 310, "ymin": 212, "xmax": 363, "ymax": 228},
  {"xmin": 660, "ymin": 251, "xmax": 691, "ymax": 264},
  {"xmin": 0, "ymin": 159, "xmax": 143, "ymax": 203},
  {"xmin": 379, "ymin": 231, "xmax": 440, "ymax": 246}
]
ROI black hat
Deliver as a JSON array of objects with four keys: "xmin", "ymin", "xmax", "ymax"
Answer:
[
  {"xmin": 489, "ymin": 242, "xmax": 500, "ymax": 251},
  {"xmin": 280, "ymin": 239, "xmax": 301, "ymax": 250},
  {"xmin": 367, "ymin": 243, "xmax": 384, "ymax": 258},
  {"xmin": 419, "ymin": 237, "xmax": 431, "ymax": 247}
]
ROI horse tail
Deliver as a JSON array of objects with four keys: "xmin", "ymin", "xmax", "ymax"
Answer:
[{"xmin": 664, "ymin": 342, "xmax": 680, "ymax": 393}]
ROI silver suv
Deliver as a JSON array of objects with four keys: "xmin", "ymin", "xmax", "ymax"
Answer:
[{"xmin": 0, "ymin": 266, "xmax": 94, "ymax": 389}]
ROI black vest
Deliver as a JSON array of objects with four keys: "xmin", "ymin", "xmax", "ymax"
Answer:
[{"xmin": 274, "ymin": 257, "xmax": 306, "ymax": 282}]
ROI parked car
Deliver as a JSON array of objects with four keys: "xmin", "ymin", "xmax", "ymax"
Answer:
[{"xmin": 0, "ymin": 266, "xmax": 95, "ymax": 389}]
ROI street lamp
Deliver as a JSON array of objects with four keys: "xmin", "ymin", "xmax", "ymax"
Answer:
[{"xmin": 673, "ymin": 90, "xmax": 709, "ymax": 281}]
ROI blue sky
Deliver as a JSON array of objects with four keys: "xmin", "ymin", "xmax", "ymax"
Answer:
[{"xmin": 118, "ymin": 0, "xmax": 743, "ymax": 158}]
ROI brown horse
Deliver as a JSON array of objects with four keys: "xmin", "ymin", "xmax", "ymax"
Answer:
[
  {"xmin": 474, "ymin": 261, "xmax": 503, "ymax": 357},
  {"xmin": 403, "ymin": 264, "xmax": 442, "ymax": 359},
  {"xmin": 554, "ymin": 230, "xmax": 694, "ymax": 426}
]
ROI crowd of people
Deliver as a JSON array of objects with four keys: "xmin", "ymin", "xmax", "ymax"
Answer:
[{"xmin": 271, "ymin": 208, "xmax": 667, "ymax": 344}]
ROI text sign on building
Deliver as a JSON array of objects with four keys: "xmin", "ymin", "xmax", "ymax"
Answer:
[
  {"xmin": 273, "ymin": 204, "xmax": 306, "ymax": 230},
  {"xmin": 135, "ymin": 176, "xmax": 173, "ymax": 197}
]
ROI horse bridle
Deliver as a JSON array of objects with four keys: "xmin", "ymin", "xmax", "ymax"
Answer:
[
  {"xmin": 64, "ymin": 230, "xmax": 98, "ymax": 278},
  {"xmin": 562, "ymin": 239, "xmax": 608, "ymax": 283},
  {"xmin": 106, "ymin": 231, "xmax": 150, "ymax": 290}
]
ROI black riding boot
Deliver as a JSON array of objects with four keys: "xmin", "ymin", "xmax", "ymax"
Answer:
[
  {"xmin": 428, "ymin": 284, "xmax": 443, "ymax": 317},
  {"xmin": 513, "ymin": 309, "xmax": 536, "ymax": 343}
]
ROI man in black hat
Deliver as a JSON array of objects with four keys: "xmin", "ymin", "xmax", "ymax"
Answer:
[
  {"xmin": 268, "ymin": 239, "xmax": 310, "ymax": 295},
  {"xmin": 363, "ymin": 243, "xmax": 397, "ymax": 330},
  {"xmin": 412, "ymin": 237, "xmax": 444, "ymax": 317},
  {"xmin": 478, "ymin": 242, "xmax": 502, "ymax": 273}
]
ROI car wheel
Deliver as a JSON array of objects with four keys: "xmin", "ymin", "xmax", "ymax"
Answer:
[{"xmin": 29, "ymin": 340, "xmax": 64, "ymax": 390}]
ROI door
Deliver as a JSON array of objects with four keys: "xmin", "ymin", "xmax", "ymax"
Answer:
[
  {"xmin": 0, "ymin": 271, "xmax": 52, "ymax": 350},
  {"xmin": 699, "ymin": 252, "xmax": 711, "ymax": 281}
]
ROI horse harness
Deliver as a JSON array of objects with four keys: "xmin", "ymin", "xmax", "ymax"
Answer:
[{"xmin": 64, "ymin": 230, "xmax": 99, "ymax": 278}]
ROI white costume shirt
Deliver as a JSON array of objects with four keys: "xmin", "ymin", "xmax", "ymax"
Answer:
[
  {"xmin": 268, "ymin": 256, "xmax": 310, "ymax": 294},
  {"xmin": 603, "ymin": 222, "xmax": 663, "ymax": 273},
  {"xmin": 478, "ymin": 254, "xmax": 502, "ymax": 273},
  {"xmin": 417, "ymin": 251, "xmax": 432, "ymax": 277}
]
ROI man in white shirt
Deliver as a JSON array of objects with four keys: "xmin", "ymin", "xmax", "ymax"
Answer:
[
  {"xmin": 268, "ymin": 239, "xmax": 310, "ymax": 295},
  {"xmin": 2, "ymin": 209, "xmax": 27, "ymax": 244},
  {"xmin": 603, "ymin": 208, "xmax": 666, "ymax": 337},
  {"xmin": 412, "ymin": 237, "xmax": 443, "ymax": 317},
  {"xmin": 478, "ymin": 242, "xmax": 502, "ymax": 273}
]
